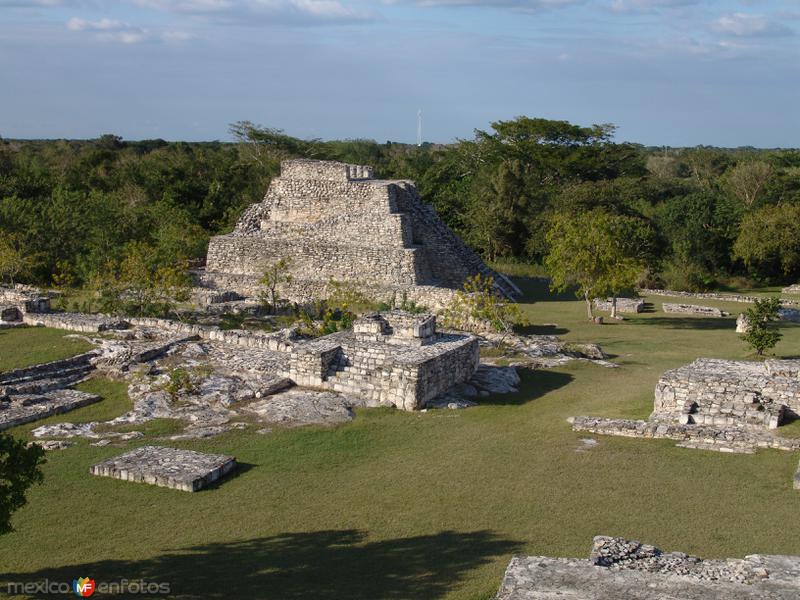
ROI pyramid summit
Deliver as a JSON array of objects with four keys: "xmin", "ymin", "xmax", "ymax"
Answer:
[{"xmin": 200, "ymin": 158, "xmax": 519, "ymax": 307}]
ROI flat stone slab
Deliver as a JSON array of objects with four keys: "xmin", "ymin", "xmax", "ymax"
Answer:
[
  {"xmin": 496, "ymin": 536, "xmax": 800, "ymax": 599},
  {"xmin": 90, "ymin": 445, "xmax": 236, "ymax": 492}
]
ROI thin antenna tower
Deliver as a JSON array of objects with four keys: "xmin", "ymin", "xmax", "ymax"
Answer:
[{"xmin": 417, "ymin": 109, "xmax": 422, "ymax": 147}]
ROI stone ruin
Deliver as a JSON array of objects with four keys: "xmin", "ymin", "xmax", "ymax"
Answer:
[
  {"xmin": 3, "ymin": 309, "xmax": 496, "ymax": 448},
  {"xmin": 592, "ymin": 297, "xmax": 644, "ymax": 314},
  {"xmin": 495, "ymin": 536, "xmax": 800, "ymax": 599},
  {"xmin": 0, "ymin": 285, "xmax": 50, "ymax": 325},
  {"xmin": 198, "ymin": 159, "xmax": 520, "ymax": 308},
  {"xmin": 90, "ymin": 446, "xmax": 236, "ymax": 492},
  {"xmin": 663, "ymin": 303, "xmax": 729, "ymax": 317},
  {"xmin": 653, "ymin": 358, "xmax": 800, "ymax": 430},
  {"xmin": 570, "ymin": 357, "xmax": 800, "ymax": 457},
  {"xmin": 289, "ymin": 311, "xmax": 478, "ymax": 410}
]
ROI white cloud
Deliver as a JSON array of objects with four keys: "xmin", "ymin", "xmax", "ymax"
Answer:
[
  {"xmin": 66, "ymin": 16, "xmax": 190, "ymax": 43},
  {"xmin": 134, "ymin": 0, "xmax": 374, "ymax": 22},
  {"xmin": 712, "ymin": 12, "xmax": 793, "ymax": 37},
  {"xmin": 610, "ymin": 0, "xmax": 700, "ymax": 14},
  {"xmin": 387, "ymin": 0, "xmax": 580, "ymax": 8},
  {"xmin": 66, "ymin": 17, "xmax": 127, "ymax": 31}
]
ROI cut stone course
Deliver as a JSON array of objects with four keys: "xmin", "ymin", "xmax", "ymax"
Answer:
[
  {"xmin": 495, "ymin": 536, "xmax": 800, "ymax": 599},
  {"xmin": 90, "ymin": 445, "xmax": 236, "ymax": 491}
]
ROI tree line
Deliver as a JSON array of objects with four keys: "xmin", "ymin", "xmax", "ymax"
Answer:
[{"xmin": 1, "ymin": 119, "xmax": 799, "ymax": 293}]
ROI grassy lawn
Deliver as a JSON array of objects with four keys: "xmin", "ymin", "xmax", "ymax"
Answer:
[
  {"xmin": 3, "ymin": 286, "xmax": 800, "ymax": 599},
  {"xmin": 0, "ymin": 327, "xmax": 93, "ymax": 372}
]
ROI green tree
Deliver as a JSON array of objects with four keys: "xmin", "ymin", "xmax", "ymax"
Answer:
[
  {"xmin": 0, "ymin": 433, "xmax": 45, "ymax": 535},
  {"xmin": 441, "ymin": 274, "xmax": 528, "ymax": 337},
  {"xmin": 545, "ymin": 210, "xmax": 648, "ymax": 321},
  {"xmin": 723, "ymin": 160, "xmax": 774, "ymax": 209},
  {"xmin": 733, "ymin": 203, "xmax": 800, "ymax": 279},
  {"xmin": 258, "ymin": 258, "xmax": 293, "ymax": 314},
  {"xmin": 96, "ymin": 242, "xmax": 191, "ymax": 317},
  {"xmin": 742, "ymin": 297, "xmax": 782, "ymax": 356},
  {"xmin": 0, "ymin": 231, "xmax": 36, "ymax": 285}
]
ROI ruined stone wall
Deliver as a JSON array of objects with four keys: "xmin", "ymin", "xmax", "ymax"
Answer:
[
  {"xmin": 653, "ymin": 358, "xmax": 800, "ymax": 428},
  {"xmin": 207, "ymin": 234, "xmax": 428, "ymax": 285},
  {"xmin": 593, "ymin": 298, "xmax": 644, "ymax": 313}
]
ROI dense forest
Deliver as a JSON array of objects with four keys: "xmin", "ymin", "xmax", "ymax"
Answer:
[{"xmin": 1, "ymin": 117, "xmax": 799, "ymax": 293}]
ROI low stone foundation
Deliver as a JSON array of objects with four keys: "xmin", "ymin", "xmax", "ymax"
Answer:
[
  {"xmin": 23, "ymin": 312, "xmax": 129, "ymax": 333},
  {"xmin": 569, "ymin": 416, "xmax": 800, "ymax": 453},
  {"xmin": 640, "ymin": 288, "xmax": 800, "ymax": 307},
  {"xmin": 90, "ymin": 446, "xmax": 237, "ymax": 491},
  {"xmin": 663, "ymin": 303, "xmax": 729, "ymax": 317},
  {"xmin": 593, "ymin": 297, "xmax": 644, "ymax": 313},
  {"xmin": 496, "ymin": 536, "xmax": 800, "ymax": 599},
  {"xmin": 653, "ymin": 358, "xmax": 800, "ymax": 429}
]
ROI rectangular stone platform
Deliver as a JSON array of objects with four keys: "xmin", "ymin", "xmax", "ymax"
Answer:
[{"xmin": 90, "ymin": 446, "xmax": 236, "ymax": 491}]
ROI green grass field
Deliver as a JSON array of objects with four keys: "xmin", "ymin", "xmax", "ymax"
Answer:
[{"xmin": 3, "ymin": 286, "xmax": 800, "ymax": 600}]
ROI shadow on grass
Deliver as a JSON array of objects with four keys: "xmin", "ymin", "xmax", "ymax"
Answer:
[
  {"xmin": 515, "ymin": 323, "xmax": 569, "ymax": 336},
  {"xmin": 631, "ymin": 316, "xmax": 736, "ymax": 331},
  {"xmin": 481, "ymin": 367, "xmax": 573, "ymax": 407},
  {"xmin": 201, "ymin": 462, "xmax": 257, "ymax": 491},
  {"xmin": 3, "ymin": 529, "xmax": 521, "ymax": 600},
  {"xmin": 513, "ymin": 278, "xmax": 575, "ymax": 304}
]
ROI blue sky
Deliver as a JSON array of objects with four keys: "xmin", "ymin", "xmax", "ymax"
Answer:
[{"xmin": 1, "ymin": 0, "xmax": 798, "ymax": 146}]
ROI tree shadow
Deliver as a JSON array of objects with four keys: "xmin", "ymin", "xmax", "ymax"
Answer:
[
  {"xmin": 3, "ymin": 529, "xmax": 521, "ymax": 600},
  {"xmin": 632, "ymin": 316, "xmax": 736, "ymax": 331},
  {"xmin": 513, "ymin": 279, "xmax": 576, "ymax": 304},
  {"xmin": 480, "ymin": 367, "xmax": 573, "ymax": 406},
  {"xmin": 515, "ymin": 323, "xmax": 569, "ymax": 336}
]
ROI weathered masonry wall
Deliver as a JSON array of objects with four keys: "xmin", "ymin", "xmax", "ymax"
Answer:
[
  {"xmin": 653, "ymin": 358, "xmax": 800, "ymax": 429},
  {"xmin": 204, "ymin": 159, "xmax": 519, "ymax": 302},
  {"xmin": 593, "ymin": 298, "xmax": 644, "ymax": 313},
  {"xmin": 287, "ymin": 312, "xmax": 480, "ymax": 410}
]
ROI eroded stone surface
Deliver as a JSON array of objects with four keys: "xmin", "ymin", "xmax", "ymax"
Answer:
[
  {"xmin": 495, "ymin": 536, "xmax": 800, "ymax": 600},
  {"xmin": 242, "ymin": 390, "xmax": 361, "ymax": 427},
  {"xmin": 90, "ymin": 445, "xmax": 236, "ymax": 491}
]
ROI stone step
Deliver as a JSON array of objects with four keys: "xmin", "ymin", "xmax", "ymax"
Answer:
[
  {"xmin": 0, "ymin": 353, "xmax": 96, "ymax": 386},
  {"xmin": 0, "ymin": 388, "xmax": 101, "ymax": 431},
  {"xmin": 4, "ymin": 371, "xmax": 92, "ymax": 395}
]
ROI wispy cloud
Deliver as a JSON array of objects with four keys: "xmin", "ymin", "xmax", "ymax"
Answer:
[
  {"xmin": 610, "ymin": 0, "xmax": 700, "ymax": 12},
  {"xmin": 134, "ymin": 0, "xmax": 375, "ymax": 24},
  {"xmin": 711, "ymin": 12, "xmax": 793, "ymax": 37},
  {"xmin": 66, "ymin": 16, "xmax": 190, "ymax": 43},
  {"xmin": 384, "ymin": 0, "xmax": 581, "ymax": 10}
]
